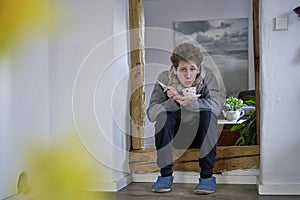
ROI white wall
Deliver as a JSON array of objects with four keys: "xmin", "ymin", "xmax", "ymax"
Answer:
[
  {"xmin": 0, "ymin": 33, "xmax": 50, "ymax": 198},
  {"xmin": 0, "ymin": 56, "xmax": 12, "ymax": 198},
  {"xmin": 144, "ymin": 0, "xmax": 254, "ymax": 148},
  {"xmin": 259, "ymin": 0, "xmax": 300, "ymax": 195},
  {"xmin": 49, "ymin": 0, "xmax": 130, "ymax": 190}
]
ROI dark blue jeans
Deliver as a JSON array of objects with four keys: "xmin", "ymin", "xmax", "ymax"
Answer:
[{"xmin": 154, "ymin": 110, "xmax": 218, "ymax": 178}]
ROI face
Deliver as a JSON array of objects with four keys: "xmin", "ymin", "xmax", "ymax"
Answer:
[{"xmin": 174, "ymin": 60, "xmax": 200, "ymax": 87}]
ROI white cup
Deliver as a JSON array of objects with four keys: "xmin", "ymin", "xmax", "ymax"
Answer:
[{"xmin": 182, "ymin": 87, "xmax": 196, "ymax": 96}]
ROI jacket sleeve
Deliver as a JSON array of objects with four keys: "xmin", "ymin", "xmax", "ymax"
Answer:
[
  {"xmin": 183, "ymin": 69, "xmax": 223, "ymax": 116},
  {"xmin": 146, "ymin": 74, "xmax": 180, "ymax": 122}
]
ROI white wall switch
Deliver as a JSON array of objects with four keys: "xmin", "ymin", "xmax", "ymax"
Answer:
[{"xmin": 274, "ymin": 17, "xmax": 288, "ymax": 31}]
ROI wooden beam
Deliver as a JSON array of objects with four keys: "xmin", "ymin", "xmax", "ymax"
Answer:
[
  {"xmin": 253, "ymin": 0, "xmax": 260, "ymax": 145},
  {"xmin": 129, "ymin": 146, "xmax": 260, "ymax": 173},
  {"xmin": 129, "ymin": 0, "xmax": 146, "ymax": 150}
]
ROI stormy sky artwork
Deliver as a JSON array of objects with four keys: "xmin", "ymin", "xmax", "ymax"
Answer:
[{"xmin": 174, "ymin": 18, "xmax": 249, "ymax": 97}]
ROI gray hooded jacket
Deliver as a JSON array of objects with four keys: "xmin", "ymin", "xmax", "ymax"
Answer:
[{"xmin": 147, "ymin": 67, "xmax": 223, "ymax": 124}]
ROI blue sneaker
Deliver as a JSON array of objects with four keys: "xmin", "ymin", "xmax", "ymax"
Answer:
[
  {"xmin": 152, "ymin": 176, "xmax": 173, "ymax": 193},
  {"xmin": 194, "ymin": 177, "xmax": 216, "ymax": 194}
]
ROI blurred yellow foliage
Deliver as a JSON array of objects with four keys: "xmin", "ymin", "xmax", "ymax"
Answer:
[
  {"xmin": 26, "ymin": 136, "xmax": 110, "ymax": 200},
  {"xmin": 0, "ymin": 0, "xmax": 57, "ymax": 55}
]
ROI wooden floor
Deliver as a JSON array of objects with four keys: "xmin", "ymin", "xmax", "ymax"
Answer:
[{"xmin": 94, "ymin": 182, "xmax": 300, "ymax": 200}]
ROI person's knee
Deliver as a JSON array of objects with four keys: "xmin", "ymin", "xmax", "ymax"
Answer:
[
  {"xmin": 200, "ymin": 111, "xmax": 218, "ymax": 128},
  {"xmin": 155, "ymin": 112, "xmax": 176, "ymax": 127},
  {"xmin": 200, "ymin": 110, "xmax": 215, "ymax": 121}
]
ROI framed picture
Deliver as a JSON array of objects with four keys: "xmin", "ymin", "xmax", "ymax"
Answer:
[{"xmin": 174, "ymin": 18, "xmax": 249, "ymax": 97}]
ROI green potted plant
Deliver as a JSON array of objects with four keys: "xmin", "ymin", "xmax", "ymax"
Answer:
[
  {"xmin": 231, "ymin": 95, "xmax": 257, "ymax": 146},
  {"xmin": 222, "ymin": 97, "xmax": 246, "ymax": 121}
]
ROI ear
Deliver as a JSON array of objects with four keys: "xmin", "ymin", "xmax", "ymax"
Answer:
[
  {"xmin": 171, "ymin": 66, "xmax": 177, "ymax": 74},
  {"xmin": 197, "ymin": 66, "xmax": 201, "ymax": 74}
]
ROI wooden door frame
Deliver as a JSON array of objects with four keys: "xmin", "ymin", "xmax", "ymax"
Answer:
[{"xmin": 129, "ymin": 0, "xmax": 260, "ymax": 173}]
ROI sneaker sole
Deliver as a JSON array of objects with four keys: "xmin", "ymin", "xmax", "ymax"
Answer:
[
  {"xmin": 152, "ymin": 188, "xmax": 171, "ymax": 193},
  {"xmin": 194, "ymin": 189, "xmax": 215, "ymax": 195}
]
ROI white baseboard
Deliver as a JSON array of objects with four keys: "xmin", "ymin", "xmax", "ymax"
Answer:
[
  {"xmin": 85, "ymin": 175, "xmax": 132, "ymax": 192},
  {"xmin": 132, "ymin": 170, "xmax": 259, "ymax": 185},
  {"xmin": 2, "ymin": 176, "xmax": 133, "ymax": 199},
  {"xmin": 257, "ymin": 178, "xmax": 300, "ymax": 195}
]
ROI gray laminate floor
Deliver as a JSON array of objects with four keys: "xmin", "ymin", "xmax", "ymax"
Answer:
[{"xmin": 105, "ymin": 182, "xmax": 300, "ymax": 200}]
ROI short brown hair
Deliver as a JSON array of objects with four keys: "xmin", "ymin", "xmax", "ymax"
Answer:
[{"xmin": 170, "ymin": 43, "xmax": 203, "ymax": 69}]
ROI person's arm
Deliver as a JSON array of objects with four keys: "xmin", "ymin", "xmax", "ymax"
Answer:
[
  {"xmin": 147, "ymin": 74, "xmax": 180, "ymax": 122},
  {"xmin": 183, "ymin": 69, "xmax": 222, "ymax": 116}
]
